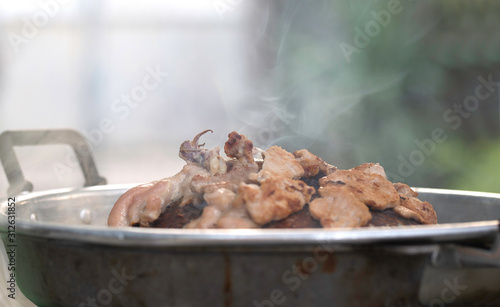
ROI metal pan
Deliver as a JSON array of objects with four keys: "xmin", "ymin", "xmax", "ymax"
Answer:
[{"xmin": 0, "ymin": 130, "xmax": 499, "ymax": 307}]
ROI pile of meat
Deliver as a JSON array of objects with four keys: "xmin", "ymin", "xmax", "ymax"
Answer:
[{"xmin": 107, "ymin": 130, "xmax": 437, "ymax": 229}]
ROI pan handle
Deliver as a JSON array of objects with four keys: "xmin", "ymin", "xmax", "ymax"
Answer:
[
  {"xmin": 430, "ymin": 224, "xmax": 500, "ymax": 268},
  {"xmin": 0, "ymin": 129, "xmax": 106, "ymax": 196}
]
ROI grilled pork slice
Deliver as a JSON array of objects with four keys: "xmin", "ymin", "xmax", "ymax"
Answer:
[
  {"xmin": 352, "ymin": 162, "xmax": 388, "ymax": 179},
  {"xmin": 293, "ymin": 149, "xmax": 337, "ymax": 178},
  {"xmin": 109, "ymin": 130, "xmax": 437, "ymax": 229},
  {"xmin": 184, "ymin": 187, "xmax": 259, "ymax": 229},
  {"xmin": 394, "ymin": 182, "xmax": 419, "ymax": 197},
  {"xmin": 108, "ymin": 164, "xmax": 209, "ymax": 227},
  {"xmin": 309, "ymin": 186, "xmax": 372, "ymax": 228},
  {"xmin": 319, "ymin": 170, "xmax": 400, "ymax": 210},
  {"xmin": 108, "ymin": 130, "xmax": 257, "ymax": 227},
  {"xmin": 239, "ymin": 173, "xmax": 315, "ymax": 225},
  {"xmin": 393, "ymin": 183, "xmax": 437, "ymax": 224},
  {"xmin": 151, "ymin": 199, "xmax": 421, "ymax": 229},
  {"xmin": 249, "ymin": 146, "xmax": 305, "ymax": 181},
  {"xmin": 150, "ymin": 181, "xmax": 429, "ymax": 229}
]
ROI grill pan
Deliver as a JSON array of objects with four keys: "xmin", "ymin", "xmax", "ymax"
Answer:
[{"xmin": 0, "ymin": 130, "xmax": 499, "ymax": 307}]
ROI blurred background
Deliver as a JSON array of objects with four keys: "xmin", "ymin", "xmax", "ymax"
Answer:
[
  {"xmin": 0, "ymin": 0, "xmax": 500, "ymax": 198},
  {"xmin": 0, "ymin": 0, "xmax": 500, "ymax": 196},
  {"xmin": 0, "ymin": 1, "xmax": 499, "ymax": 306}
]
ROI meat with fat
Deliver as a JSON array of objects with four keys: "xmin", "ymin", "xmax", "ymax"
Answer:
[
  {"xmin": 293, "ymin": 149, "xmax": 337, "ymax": 177},
  {"xmin": 108, "ymin": 130, "xmax": 438, "ymax": 229},
  {"xmin": 393, "ymin": 182, "xmax": 419, "ymax": 198},
  {"xmin": 393, "ymin": 183, "xmax": 437, "ymax": 224},
  {"xmin": 352, "ymin": 162, "xmax": 387, "ymax": 179},
  {"xmin": 319, "ymin": 169, "xmax": 400, "ymax": 210},
  {"xmin": 107, "ymin": 164, "xmax": 209, "ymax": 227},
  {"xmin": 184, "ymin": 187, "xmax": 259, "ymax": 229},
  {"xmin": 238, "ymin": 173, "xmax": 315, "ymax": 225},
  {"xmin": 109, "ymin": 130, "xmax": 227, "ymax": 227},
  {"xmin": 249, "ymin": 146, "xmax": 305, "ymax": 181},
  {"xmin": 309, "ymin": 186, "xmax": 372, "ymax": 228}
]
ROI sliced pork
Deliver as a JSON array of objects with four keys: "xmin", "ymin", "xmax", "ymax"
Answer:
[
  {"xmin": 108, "ymin": 130, "xmax": 437, "ymax": 229},
  {"xmin": 309, "ymin": 186, "xmax": 372, "ymax": 228}
]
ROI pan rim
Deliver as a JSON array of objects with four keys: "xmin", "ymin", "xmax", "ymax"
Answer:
[{"xmin": 0, "ymin": 185, "xmax": 499, "ymax": 247}]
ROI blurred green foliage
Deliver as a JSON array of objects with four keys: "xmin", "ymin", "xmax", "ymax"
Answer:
[
  {"xmin": 266, "ymin": 0, "xmax": 500, "ymax": 192},
  {"xmin": 436, "ymin": 138, "xmax": 500, "ymax": 193}
]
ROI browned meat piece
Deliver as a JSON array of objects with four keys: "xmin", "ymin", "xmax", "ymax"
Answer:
[
  {"xmin": 109, "ymin": 130, "xmax": 438, "ymax": 229},
  {"xmin": 184, "ymin": 187, "xmax": 258, "ymax": 228},
  {"xmin": 263, "ymin": 206, "xmax": 420, "ymax": 228},
  {"xmin": 309, "ymin": 186, "xmax": 372, "ymax": 228},
  {"xmin": 293, "ymin": 149, "xmax": 337, "ymax": 177},
  {"xmin": 215, "ymin": 205, "xmax": 259, "ymax": 229},
  {"xmin": 319, "ymin": 170, "xmax": 400, "ymax": 210},
  {"xmin": 108, "ymin": 130, "xmax": 229, "ymax": 227},
  {"xmin": 150, "ymin": 200, "xmax": 420, "ymax": 229},
  {"xmin": 185, "ymin": 186, "xmax": 259, "ymax": 229},
  {"xmin": 393, "ymin": 182, "xmax": 419, "ymax": 198},
  {"xmin": 352, "ymin": 162, "xmax": 387, "ymax": 179},
  {"xmin": 184, "ymin": 188, "xmax": 235, "ymax": 228},
  {"xmin": 392, "ymin": 183, "xmax": 437, "ymax": 224},
  {"xmin": 148, "ymin": 177, "xmax": 429, "ymax": 229},
  {"xmin": 224, "ymin": 131, "xmax": 254, "ymax": 163},
  {"xmin": 394, "ymin": 196, "xmax": 438, "ymax": 224},
  {"xmin": 108, "ymin": 164, "xmax": 209, "ymax": 227},
  {"xmin": 250, "ymin": 146, "xmax": 305, "ymax": 181},
  {"xmin": 238, "ymin": 174, "xmax": 315, "ymax": 225}
]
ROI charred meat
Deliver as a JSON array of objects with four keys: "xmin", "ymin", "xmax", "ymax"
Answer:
[{"xmin": 108, "ymin": 131, "xmax": 438, "ymax": 228}]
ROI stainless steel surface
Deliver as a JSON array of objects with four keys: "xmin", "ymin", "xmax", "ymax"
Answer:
[
  {"xmin": 0, "ymin": 187, "xmax": 499, "ymax": 306},
  {"xmin": 0, "ymin": 185, "xmax": 499, "ymax": 247}
]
